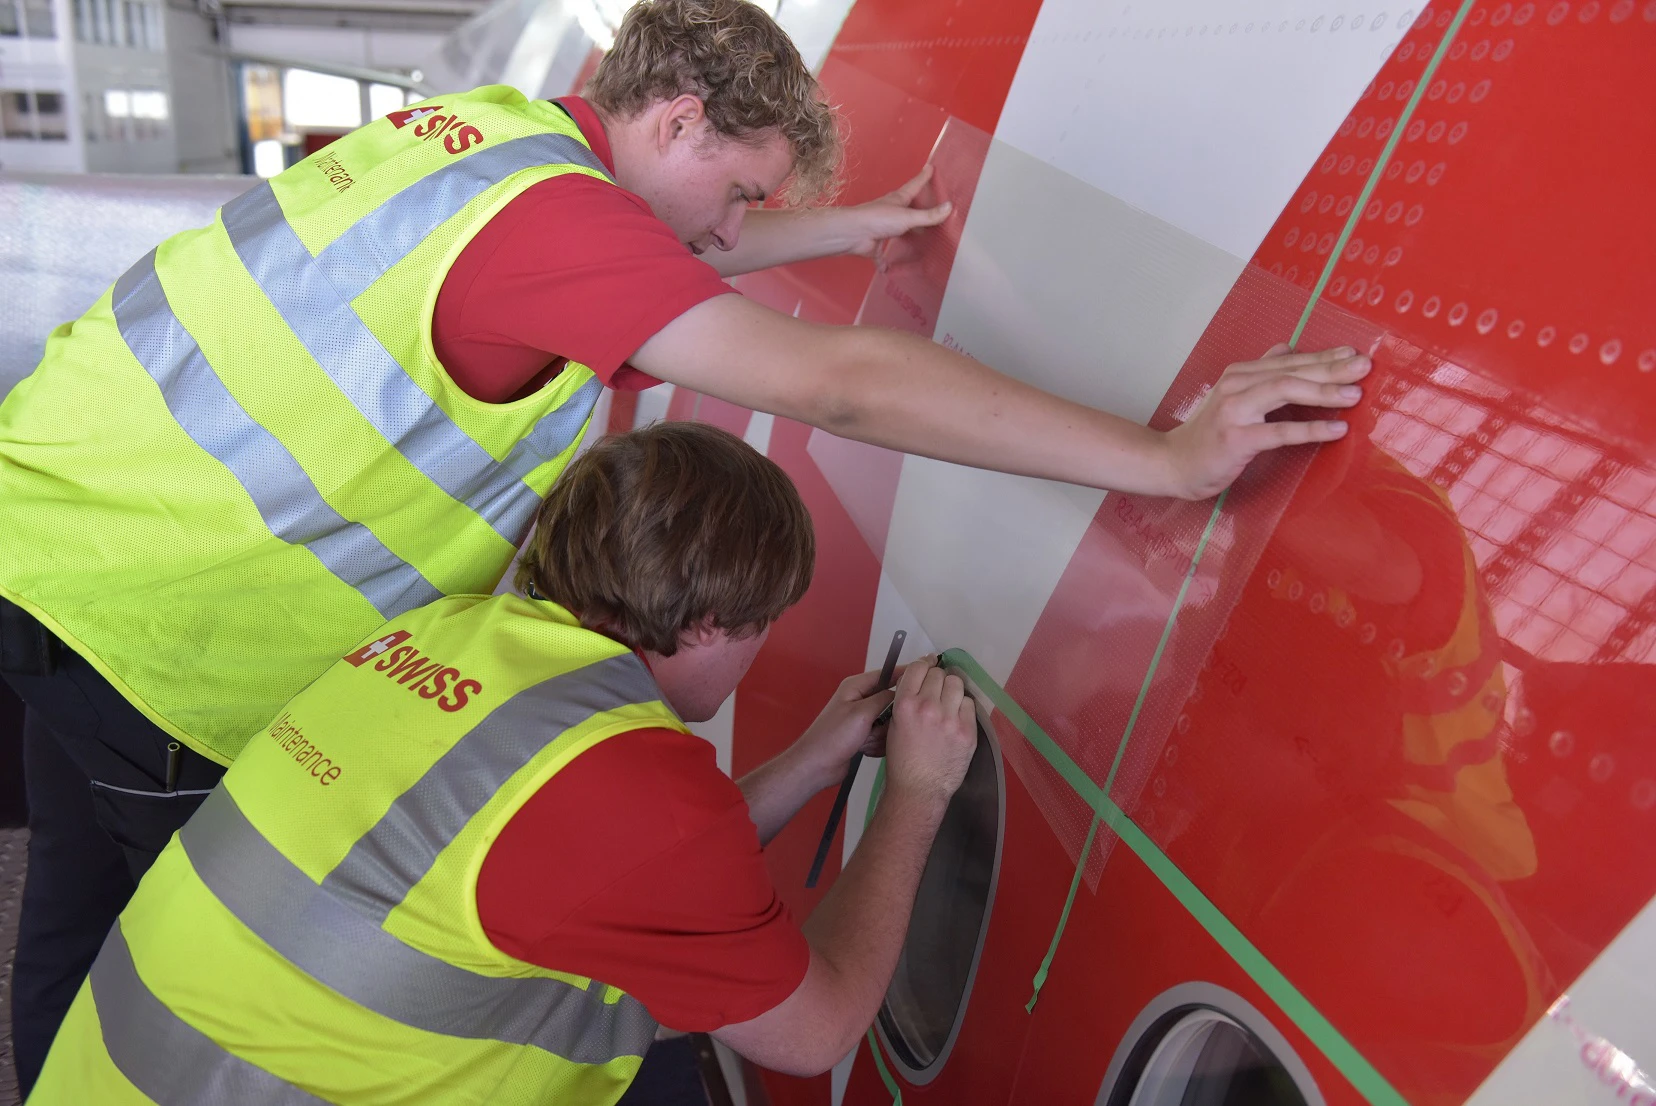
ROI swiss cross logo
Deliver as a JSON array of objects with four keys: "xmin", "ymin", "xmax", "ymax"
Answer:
[
  {"xmin": 344, "ymin": 630, "xmax": 411, "ymax": 667},
  {"xmin": 387, "ymin": 106, "xmax": 441, "ymax": 129},
  {"xmin": 386, "ymin": 104, "xmax": 486, "ymax": 155},
  {"xmin": 341, "ymin": 630, "xmax": 482, "ymax": 712}
]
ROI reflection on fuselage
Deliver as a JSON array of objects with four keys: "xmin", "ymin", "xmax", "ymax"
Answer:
[{"xmin": 1127, "ymin": 354, "xmax": 1656, "ymax": 1104}]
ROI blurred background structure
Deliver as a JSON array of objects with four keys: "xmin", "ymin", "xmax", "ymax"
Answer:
[{"xmin": 0, "ymin": 0, "xmax": 854, "ymax": 179}]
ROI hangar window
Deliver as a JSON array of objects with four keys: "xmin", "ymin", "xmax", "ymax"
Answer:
[
  {"xmin": 874, "ymin": 695, "xmax": 1003, "ymax": 1084},
  {"xmin": 1099, "ymin": 985, "xmax": 1321, "ymax": 1106}
]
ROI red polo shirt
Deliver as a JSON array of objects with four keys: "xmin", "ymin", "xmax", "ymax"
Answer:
[
  {"xmin": 476, "ymin": 725, "xmax": 811, "ymax": 1031},
  {"xmin": 431, "ymin": 96, "xmax": 736, "ymax": 401},
  {"xmin": 448, "ymin": 103, "xmax": 807, "ymax": 1031}
]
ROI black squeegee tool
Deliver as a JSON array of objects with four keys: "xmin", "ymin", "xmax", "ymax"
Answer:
[{"xmin": 805, "ymin": 629, "xmax": 905, "ymax": 889}]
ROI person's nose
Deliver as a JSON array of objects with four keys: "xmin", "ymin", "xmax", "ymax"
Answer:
[{"xmin": 710, "ymin": 206, "xmax": 745, "ymax": 253}]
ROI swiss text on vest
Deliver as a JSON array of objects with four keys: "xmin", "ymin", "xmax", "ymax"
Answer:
[
  {"xmin": 386, "ymin": 104, "xmax": 486, "ymax": 155},
  {"xmin": 345, "ymin": 630, "xmax": 482, "ymax": 712}
]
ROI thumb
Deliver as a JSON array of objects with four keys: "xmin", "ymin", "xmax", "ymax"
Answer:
[
  {"xmin": 864, "ymin": 688, "xmax": 896, "ymax": 719},
  {"xmin": 909, "ymin": 200, "xmax": 952, "ymax": 229}
]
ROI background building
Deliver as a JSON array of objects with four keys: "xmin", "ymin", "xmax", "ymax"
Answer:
[{"xmin": 0, "ymin": 0, "xmax": 239, "ymax": 173}]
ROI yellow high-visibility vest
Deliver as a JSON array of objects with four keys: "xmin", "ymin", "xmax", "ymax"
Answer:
[
  {"xmin": 33, "ymin": 593, "xmax": 688, "ymax": 1105},
  {"xmin": 0, "ymin": 86, "xmax": 614, "ymax": 763}
]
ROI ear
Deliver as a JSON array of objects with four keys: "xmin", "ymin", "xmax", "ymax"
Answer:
[
  {"xmin": 656, "ymin": 94, "xmax": 709, "ymax": 151},
  {"xmin": 681, "ymin": 617, "xmax": 724, "ymax": 649}
]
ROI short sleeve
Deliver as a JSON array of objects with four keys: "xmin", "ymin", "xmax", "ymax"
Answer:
[
  {"xmin": 476, "ymin": 728, "xmax": 810, "ymax": 1031},
  {"xmin": 433, "ymin": 175, "xmax": 738, "ymax": 403}
]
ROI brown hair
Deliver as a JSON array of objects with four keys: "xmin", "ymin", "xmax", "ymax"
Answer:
[
  {"xmin": 585, "ymin": 0, "xmax": 843, "ymax": 203},
  {"xmin": 517, "ymin": 422, "xmax": 815, "ymax": 655}
]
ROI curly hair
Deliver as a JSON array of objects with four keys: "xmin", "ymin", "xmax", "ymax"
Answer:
[{"xmin": 585, "ymin": 0, "xmax": 843, "ymax": 203}]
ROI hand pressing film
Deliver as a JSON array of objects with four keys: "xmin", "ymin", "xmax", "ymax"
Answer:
[
  {"xmin": 844, "ymin": 165, "xmax": 952, "ymax": 263},
  {"xmin": 1168, "ymin": 343, "xmax": 1372, "ymax": 500},
  {"xmin": 806, "ymin": 630, "xmax": 905, "ymax": 888}
]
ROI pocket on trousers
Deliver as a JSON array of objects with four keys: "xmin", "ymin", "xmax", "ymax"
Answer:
[{"xmin": 88, "ymin": 780, "xmax": 214, "ymax": 856}]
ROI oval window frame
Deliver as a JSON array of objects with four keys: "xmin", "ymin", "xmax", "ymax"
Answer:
[
  {"xmin": 872, "ymin": 665, "xmax": 1006, "ymax": 1086},
  {"xmin": 1095, "ymin": 982, "xmax": 1325, "ymax": 1106}
]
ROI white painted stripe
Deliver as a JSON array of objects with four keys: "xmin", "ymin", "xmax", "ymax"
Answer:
[
  {"xmin": 631, "ymin": 383, "xmax": 675, "ymax": 430},
  {"xmin": 804, "ymin": 430, "xmax": 903, "ymax": 563},
  {"xmin": 774, "ymin": 0, "xmax": 858, "ymax": 73},
  {"xmin": 873, "ymin": 139, "xmax": 1246, "ymax": 691},
  {"xmin": 934, "ymin": 138, "xmax": 1245, "ymax": 423},
  {"xmin": 830, "ymin": 1052, "xmax": 855, "ymax": 1106},
  {"xmin": 844, "ymin": 571, "xmax": 938, "ymax": 866},
  {"xmin": 688, "ymin": 691, "xmax": 736, "ymax": 778},
  {"xmin": 994, "ymin": 0, "xmax": 1403, "ymax": 258},
  {"xmin": 742, "ymin": 411, "xmax": 775, "ymax": 456},
  {"xmin": 880, "ymin": 457, "xmax": 1103, "ymax": 691},
  {"xmin": 1466, "ymin": 894, "xmax": 1656, "ymax": 1106}
]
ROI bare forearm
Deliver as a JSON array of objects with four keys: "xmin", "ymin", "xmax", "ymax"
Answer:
[
  {"xmin": 801, "ymin": 786, "xmax": 946, "ymax": 1061},
  {"xmin": 639, "ymin": 295, "xmax": 1367, "ymax": 504},
  {"xmin": 738, "ymin": 744, "xmax": 837, "ymax": 846},
  {"xmin": 705, "ymin": 208, "xmax": 858, "ymax": 278},
  {"xmin": 638, "ymin": 296, "xmax": 1193, "ymax": 497},
  {"xmin": 711, "ymin": 663, "xmax": 974, "ymax": 1076},
  {"xmin": 818, "ymin": 327, "xmax": 1183, "ymax": 497}
]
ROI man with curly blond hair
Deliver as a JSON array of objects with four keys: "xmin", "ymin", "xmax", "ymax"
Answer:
[{"xmin": 0, "ymin": 0, "xmax": 1370, "ymax": 1087}]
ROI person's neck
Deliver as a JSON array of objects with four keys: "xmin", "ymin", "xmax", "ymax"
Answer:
[{"xmin": 593, "ymin": 103, "xmax": 653, "ymax": 198}]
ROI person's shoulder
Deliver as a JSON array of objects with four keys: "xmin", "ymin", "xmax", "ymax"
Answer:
[
  {"xmin": 507, "ymin": 171, "xmax": 657, "ymax": 223},
  {"xmin": 477, "ymin": 174, "xmax": 684, "ymax": 268},
  {"xmin": 564, "ymin": 726, "xmax": 744, "ymax": 838},
  {"xmin": 478, "ymin": 725, "xmax": 743, "ymax": 902}
]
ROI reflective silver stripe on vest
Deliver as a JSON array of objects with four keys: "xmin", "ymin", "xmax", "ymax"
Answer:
[
  {"xmin": 322, "ymin": 651, "xmax": 667, "ymax": 924},
  {"xmin": 90, "ymin": 921, "xmax": 331, "ymax": 1104},
  {"xmin": 181, "ymin": 785, "xmax": 656, "ymax": 1063},
  {"xmin": 314, "ymin": 132, "xmax": 611, "ymax": 302},
  {"xmin": 221, "ymin": 169, "xmax": 602, "ymax": 548},
  {"xmin": 499, "ymin": 373, "xmax": 604, "ymax": 493},
  {"xmin": 112, "ymin": 251, "xmax": 443, "ymax": 620}
]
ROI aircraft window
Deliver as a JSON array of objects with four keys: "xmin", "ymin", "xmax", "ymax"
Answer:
[
  {"xmin": 1099, "ymin": 987, "xmax": 1321, "ymax": 1106},
  {"xmin": 1126, "ymin": 1010, "xmax": 1305, "ymax": 1106},
  {"xmin": 875, "ymin": 705, "xmax": 1003, "ymax": 1083}
]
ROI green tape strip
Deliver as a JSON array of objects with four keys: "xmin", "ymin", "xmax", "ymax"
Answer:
[
  {"xmin": 943, "ymin": 648, "xmax": 1408, "ymax": 1106},
  {"xmin": 1024, "ymin": 812, "xmax": 1100, "ymax": 1014},
  {"xmin": 1024, "ymin": 484, "xmax": 1232, "ymax": 1011},
  {"xmin": 866, "ymin": 1027, "xmax": 903, "ymax": 1105},
  {"xmin": 1101, "ymin": 485, "xmax": 1235, "ymax": 801},
  {"xmin": 1290, "ymin": 0, "xmax": 1477, "ymax": 348}
]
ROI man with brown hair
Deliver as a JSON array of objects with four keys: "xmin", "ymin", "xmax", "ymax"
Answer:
[
  {"xmin": 31, "ymin": 422, "xmax": 980, "ymax": 1104},
  {"xmin": 0, "ymin": 0, "xmax": 1367, "ymax": 1087}
]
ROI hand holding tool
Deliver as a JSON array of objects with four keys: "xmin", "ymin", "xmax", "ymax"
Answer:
[{"xmin": 805, "ymin": 630, "xmax": 905, "ymax": 889}]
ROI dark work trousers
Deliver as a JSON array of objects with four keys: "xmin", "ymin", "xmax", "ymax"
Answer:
[{"xmin": 1, "ymin": 599, "xmax": 225, "ymax": 1097}]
